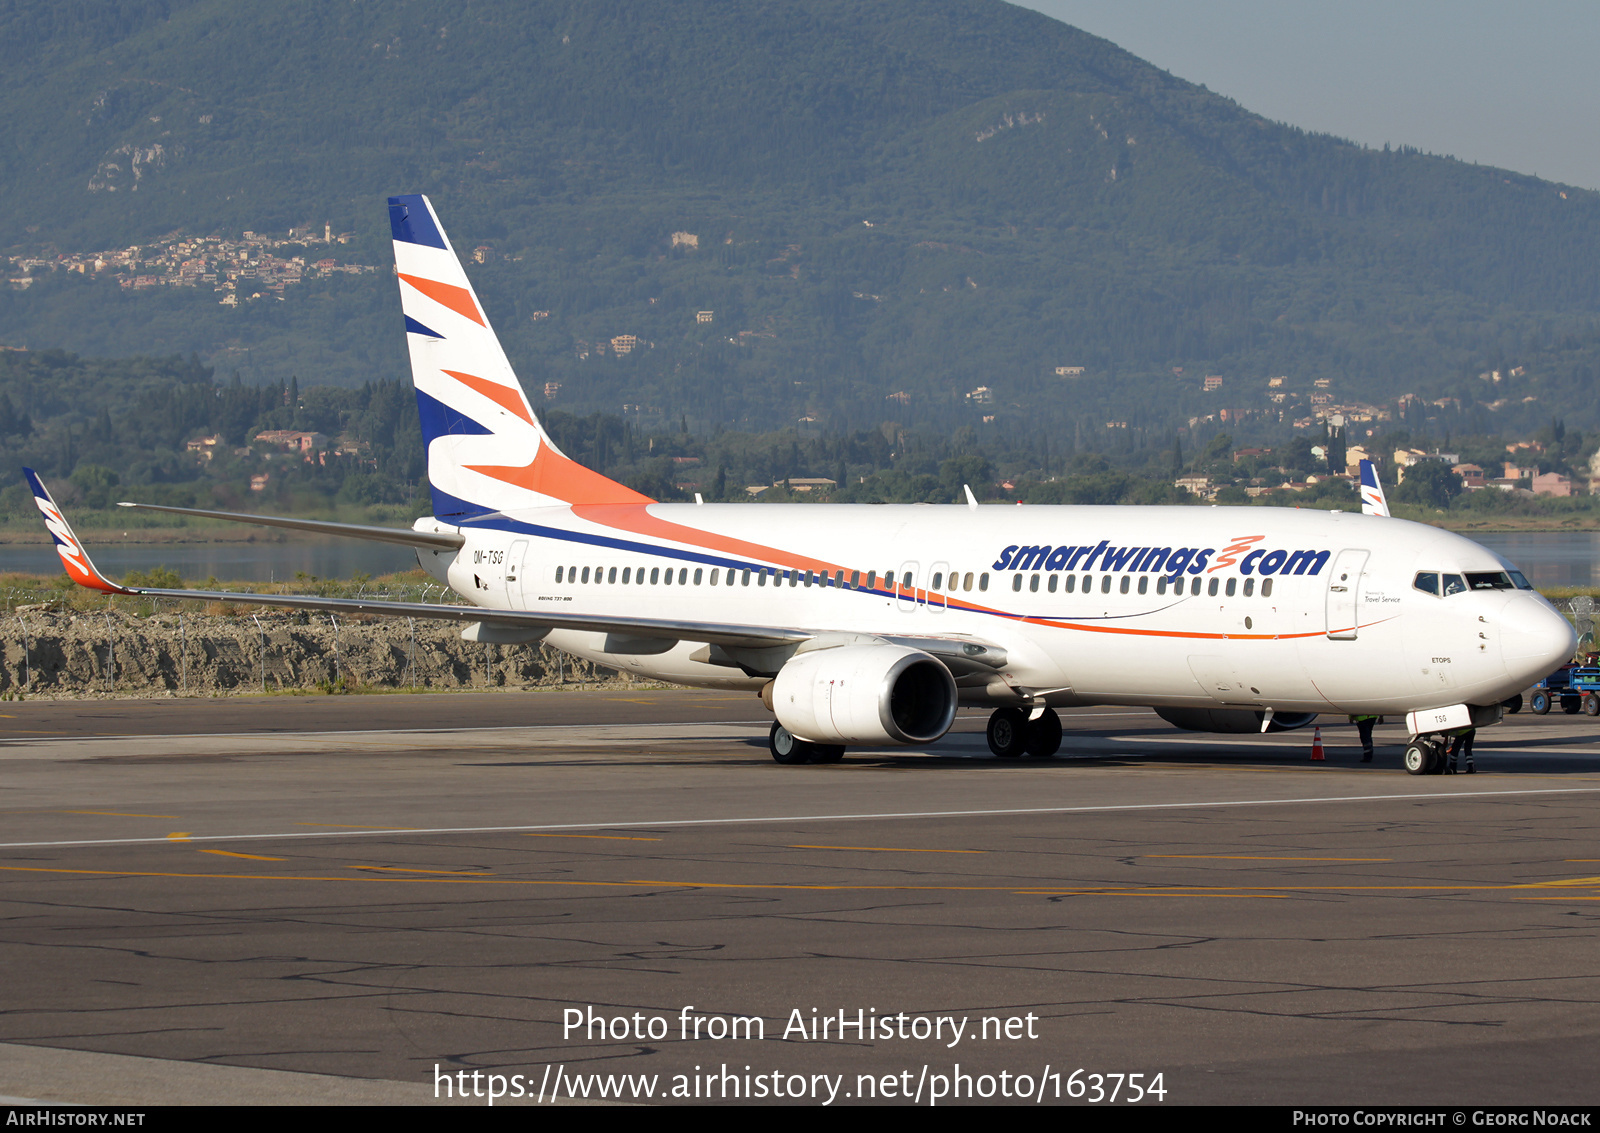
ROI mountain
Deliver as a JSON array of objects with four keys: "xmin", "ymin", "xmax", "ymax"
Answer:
[{"xmin": 1, "ymin": 0, "xmax": 1598, "ymax": 442}]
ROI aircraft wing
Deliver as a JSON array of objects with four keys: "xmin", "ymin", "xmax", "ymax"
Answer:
[
  {"xmin": 114, "ymin": 500, "xmax": 465, "ymax": 551},
  {"xmin": 26, "ymin": 470, "xmax": 803, "ymax": 650}
]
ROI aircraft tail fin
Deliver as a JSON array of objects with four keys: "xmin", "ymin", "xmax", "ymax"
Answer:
[
  {"xmin": 387, "ymin": 194, "xmax": 649, "ymax": 519},
  {"xmin": 1359, "ymin": 459, "xmax": 1391, "ymax": 518}
]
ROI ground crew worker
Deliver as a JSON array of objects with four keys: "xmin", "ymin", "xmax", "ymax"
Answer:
[
  {"xmin": 1446, "ymin": 725, "xmax": 1476, "ymax": 774},
  {"xmin": 1349, "ymin": 714, "xmax": 1378, "ymax": 763}
]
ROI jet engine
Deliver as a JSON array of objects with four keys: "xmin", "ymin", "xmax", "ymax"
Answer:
[
  {"xmin": 772, "ymin": 644, "xmax": 957, "ymax": 746},
  {"xmin": 1155, "ymin": 707, "xmax": 1318, "ymax": 734}
]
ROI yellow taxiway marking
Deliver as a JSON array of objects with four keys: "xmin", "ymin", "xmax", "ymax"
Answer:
[
  {"xmin": 1147, "ymin": 855, "xmax": 1392, "ymax": 862},
  {"xmin": 0, "ymin": 863, "xmax": 1598, "ymax": 898},
  {"xmin": 59, "ymin": 811, "xmax": 179, "ymax": 819},
  {"xmin": 352, "ymin": 866, "xmax": 495, "ymax": 875},
  {"xmin": 524, "ymin": 833, "xmax": 663, "ymax": 842},
  {"xmin": 199, "ymin": 849, "xmax": 286, "ymax": 862},
  {"xmin": 166, "ymin": 832, "xmax": 191, "ymax": 841},
  {"xmin": 789, "ymin": 844, "xmax": 986, "ymax": 854}
]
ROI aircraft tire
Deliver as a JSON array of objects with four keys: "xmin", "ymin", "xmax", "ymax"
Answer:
[
  {"xmin": 769, "ymin": 722, "xmax": 814, "ymax": 764},
  {"xmin": 987, "ymin": 708, "xmax": 1029, "ymax": 759},
  {"xmin": 1530, "ymin": 691, "xmax": 1550, "ymax": 715},
  {"xmin": 1403, "ymin": 741, "xmax": 1431, "ymax": 775},
  {"xmin": 1024, "ymin": 709, "xmax": 1063, "ymax": 758}
]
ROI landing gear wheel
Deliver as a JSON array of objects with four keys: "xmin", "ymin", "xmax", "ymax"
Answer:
[
  {"xmin": 987, "ymin": 708, "xmax": 1028, "ymax": 759},
  {"xmin": 1426, "ymin": 737, "xmax": 1449, "ymax": 775},
  {"xmin": 1530, "ymin": 690, "xmax": 1551, "ymax": 715},
  {"xmin": 769, "ymin": 722, "xmax": 814, "ymax": 764},
  {"xmin": 1584, "ymin": 693, "xmax": 1600, "ymax": 717},
  {"xmin": 1024, "ymin": 708, "xmax": 1063, "ymax": 758},
  {"xmin": 1502, "ymin": 693, "xmax": 1523, "ymax": 715},
  {"xmin": 1404, "ymin": 738, "xmax": 1445, "ymax": 776}
]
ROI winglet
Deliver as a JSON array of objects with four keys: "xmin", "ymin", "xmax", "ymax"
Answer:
[
  {"xmin": 1358, "ymin": 459, "xmax": 1390, "ymax": 518},
  {"xmin": 23, "ymin": 469, "xmax": 129, "ymax": 594}
]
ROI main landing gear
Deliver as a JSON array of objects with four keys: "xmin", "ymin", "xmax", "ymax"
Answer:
[
  {"xmin": 769, "ymin": 722, "xmax": 844, "ymax": 765},
  {"xmin": 987, "ymin": 707, "xmax": 1063, "ymax": 759}
]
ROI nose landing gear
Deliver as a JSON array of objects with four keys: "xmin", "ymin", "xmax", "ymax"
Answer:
[{"xmin": 1403, "ymin": 735, "xmax": 1449, "ymax": 775}]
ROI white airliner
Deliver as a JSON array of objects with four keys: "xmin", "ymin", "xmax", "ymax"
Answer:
[{"xmin": 26, "ymin": 195, "xmax": 1576, "ymax": 775}]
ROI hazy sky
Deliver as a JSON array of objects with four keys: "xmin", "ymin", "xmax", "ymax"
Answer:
[{"xmin": 1015, "ymin": 1, "xmax": 1600, "ymax": 191}]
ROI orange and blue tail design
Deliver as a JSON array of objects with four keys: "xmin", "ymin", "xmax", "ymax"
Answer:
[
  {"xmin": 1358, "ymin": 459, "xmax": 1390, "ymax": 518},
  {"xmin": 388, "ymin": 194, "xmax": 648, "ymax": 520}
]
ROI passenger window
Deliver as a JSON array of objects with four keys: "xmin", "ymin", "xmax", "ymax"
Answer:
[
  {"xmin": 964, "ymin": 572, "xmax": 974, "ymax": 591},
  {"xmin": 1029, "ymin": 574, "xmax": 1040, "ymax": 593},
  {"xmin": 637, "ymin": 567, "xmax": 646, "ymax": 585},
  {"xmin": 1013, "ymin": 574, "xmax": 1023, "ymax": 592},
  {"xmin": 608, "ymin": 567, "xmax": 617, "ymax": 584},
  {"xmin": 1208, "ymin": 578, "xmax": 1218, "ymax": 597},
  {"xmin": 835, "ymin": 571, "xmax": 844, "ymax": 587},
  {"xmin": 581, "ymin": 567, "xmax": 590, "ymax": 584},
  {"xmin": 1413, "ymin": 572, "xmax": 1439, "ymax": 595},
  {"xmin": 979, "ymin": 573, "xmax": 989, "ymax": 592},
  {"xmin": 850, "ymin": 570, "xmax": 860, "ymax": 588},
  {"xmin": 1048, "ymin": 575, "xmax": 1058, "ymax": 593},
  {"xmin": 742, "ymin": 569, "xmax": 751, "ymax": 586},
  {"xmin": 866, "ymin": 571, "xmax": 876, "ymax": 589},
  {"xmin": 1120, "ymin": 576, "xmax": 1130, "ymax": 594},
  {"xmin": 758, "ymin": 570, "xmax": 767, "ymax": 587},
  {"xmin": 1138, "ymin": 576, "xmax": 1148, "ymax": 595},
  {"xmin": 932, "ymin": 572, "xmax": 943, "ymax": 590},
  {"xmin": 1157, "ymin": 576, "xmax": 1168, "ymax": 595},
  {"xmin": 1066, "ymin": 574, "xmax": 1076, "ymax": 593},
  {"xmin": 679, "ymin": 568, "xmax": 688, "ymax": 585},
  {"xmin": 1442, "ymin": 574, "xmax": 1466, "ymax": 596},
  {"xmin": 1225, "ymin": 578, "xmax": 1235, "ymax": 597},
  {"xmin": 650, "ymin": 567, "xmax": 660, "ymax": 584},
  {"xmin": 1243, "ymin": 577, "xmax": 1254, "ymax": 597},
  {"xmin": 710, "ymin": 569, "xmax": 718, "ymax": 586},
  {"xmin": 1190, "ymin": 577, "xmax": 1201, "ymax": 596},
  {"xmin": 621, "ymin": 567, "xmax": 631, "ymax": 584},
  {"xmin": 556, "ymin": 566, "xmax": 564, "ymax": 583},
  {"xmin": 902, "ymin": 572, "xmax": 913, "ymax": 588},
  {"xmin": 1262, "ymin": 579, "xmax": 1273, "ymax": 597},
  {"xmin": 1101, "ymin": 575, "xmax": 1111, "ymax": 594},
  {"xmin": 693, "ymin": 568, "xmax": 703, "ymax": 585}
]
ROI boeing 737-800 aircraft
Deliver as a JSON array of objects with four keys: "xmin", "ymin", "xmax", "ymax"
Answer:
[{"xmin": 26, "ymin": 195, "xmax": 1577, "ymax": 774}]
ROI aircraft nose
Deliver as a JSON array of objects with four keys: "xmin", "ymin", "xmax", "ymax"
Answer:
[{"xmin": 1501, "ymin": 594, "xmax": 1578, "ymax": 685}]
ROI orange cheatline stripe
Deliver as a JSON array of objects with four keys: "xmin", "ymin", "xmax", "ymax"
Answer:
[
  {"xmin": 442, "ymin": 369, "xmax": 534, "ymax": 425},
  {"xmin": 397, "ymin": 272, "xmax": 484, "ymax": 326}
]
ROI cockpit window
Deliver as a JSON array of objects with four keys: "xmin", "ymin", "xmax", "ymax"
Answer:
[
  {"xmin": 1441, "ymin": 574, "xmax": 1467, "ymax": 596},
  {"xmin": 1508, "ymin": 571, "xmax": 1534, "ymax": 591},
  {"xmin": 1465, "ymin": 572, "xmax": 1514, "ymax": 591},
  {"xmin": 1413, "ymin": 572, "xmax": 1438, "ymax": 595}
]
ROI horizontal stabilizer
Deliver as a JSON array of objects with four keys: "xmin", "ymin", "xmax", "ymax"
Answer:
[{"xmin": 115, "ymin": 501, "xmax": 465, "ymax": 551}]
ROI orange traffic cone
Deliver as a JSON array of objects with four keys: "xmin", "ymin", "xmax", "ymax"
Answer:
[{"xmin": 1311, "ymin": 726, "xmax": 1325, "ymax": 761}]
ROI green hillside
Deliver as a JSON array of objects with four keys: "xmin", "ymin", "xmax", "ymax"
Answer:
[{"xmin": 1, "ymin": 0, "xmax": 1597, "ymax": 444}]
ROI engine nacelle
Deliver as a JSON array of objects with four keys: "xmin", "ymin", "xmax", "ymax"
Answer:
[
  {"xmin": 773, "ymin": 644, "xmax": 957, "ymax": 746},
  {"xmin": 1155, "ymin": 707, "xmax": 1318, "ymax": 734}
]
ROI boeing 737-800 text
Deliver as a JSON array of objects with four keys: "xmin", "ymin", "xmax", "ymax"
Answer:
[{"xmin": 26, "ymin": 195, "xmax": 1577, "ymax": 773}]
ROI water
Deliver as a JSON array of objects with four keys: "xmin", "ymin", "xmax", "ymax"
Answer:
[
  {"xmin": 0, "ymin": 537, "xmax": 417, "ymax": 583},
  {"xmin": 1469, "ymin": 533, "xmax": 1600, "ymax": 589},
  {"xmin": 1, "ymin": 529, "xmax": 1594, "ymax": 589}
]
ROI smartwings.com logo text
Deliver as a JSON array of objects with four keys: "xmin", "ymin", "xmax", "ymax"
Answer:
[{"xmin": 992, "ymin": 537, "xmax": 1329, "ymax": 579}]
